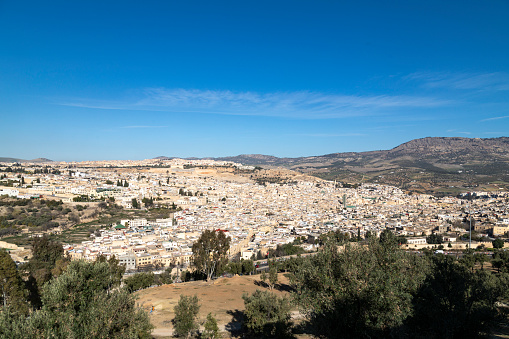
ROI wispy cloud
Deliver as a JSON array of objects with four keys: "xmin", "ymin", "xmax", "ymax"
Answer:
[
  {"xmin": 447, "ymin": 129, "xmax": 471, "ymax": 135},
  {"xmin": 293, "ymin": 133, "xmax": 366, "ymax": 137},
  {"xmin": 407, "ymin": 71, "xmax": 509, "ymax": 91},
  {"xmin": 58, "ymin": 88, "xmax": 451, "ymax": 119},
  {"xmin": 120, "ymin": 125, "xmax": 168, "ymax": 129},
  {"xmin": 480, "ymin": 115, "xmax": 509, "ymax": 122}
]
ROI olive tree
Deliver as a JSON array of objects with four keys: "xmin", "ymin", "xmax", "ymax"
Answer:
[
  {"xmin": 173, "ymin": 295, "xmax": 200, "ymax": 338},
  {"xmin": 291, "ymin": 238, "xmax": 429, "ymax": 338},
  {"xmin": 242, "ymin": 290, "xmax": 292, "ymax": 338}
]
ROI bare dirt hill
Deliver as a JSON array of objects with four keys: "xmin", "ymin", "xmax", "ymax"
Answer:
[{"xmin": 135, "ymin": 274, "xmax": 292, "ymax": 338}]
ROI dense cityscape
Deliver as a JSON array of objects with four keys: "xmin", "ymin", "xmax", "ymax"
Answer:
[{"xmin": 1, "ymin": 158, "xmax": 508, "ymax": 270}]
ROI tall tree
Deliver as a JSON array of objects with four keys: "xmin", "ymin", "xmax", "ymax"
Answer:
[
  {"xmin": 131, "ymin": 198, "xmax": 139, "ymax": 209},
  {"xmin": 192, "ymin": 230, "xmax": 230, "ymax": 281},
  {"xmin": 0, "ymin": 249, "xmax": 28, "ymax": 314}
]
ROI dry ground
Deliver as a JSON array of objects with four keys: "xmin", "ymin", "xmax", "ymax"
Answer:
[{"xmin": 135, "ymin": 273, "xmax": 296, "ymax": 338}]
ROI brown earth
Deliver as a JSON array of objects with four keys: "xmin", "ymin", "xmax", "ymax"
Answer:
[{"xmin": 135, "ymin": 273, "xmax": 296, "ymax": 338}]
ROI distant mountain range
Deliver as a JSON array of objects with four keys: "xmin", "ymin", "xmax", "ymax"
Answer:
[
  {"xmin": 215, "ymin": 137, "xmax": 509, "ymax": 170},
  {"xmin": 3, "ymin": 137, "xmax": 509, "ymax": 195},
  {"xmin": 0, "ymin": 157, "xmax": 53, "ymax": 163},
  {"xmin": 220, "ymin": 137, "xmax": 509, "ymax": 195},
  {"xmin": 159, "ymin": 137, "xmax": 509, "ymax": 195}
]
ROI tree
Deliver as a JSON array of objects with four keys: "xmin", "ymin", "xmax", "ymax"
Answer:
[
  {"xmin": 173, "ymin": 294, "xmax": 200, "ymax": 338},
  {"xmin": 241, "ymin": 259, "xmax": 254, "ymax": 275},
  {"xmin": 291, "ymin": 239, "xmax": 428, "ymax": 338},
  {"xmin": 492, "ymin": 238, "xmax": 504, "ymax": 249},
  {"xmin": 131, "ymin": 198, "xmax": 139, "ymax": 209},
  {"xmin": 202, "ymin": 313, "xmax": 220, "ymax": 339},
  {"xmin": 95, "ymin": 254, "xmax": 126, "ymax": 289},
  {"xmin": 2, "ymin": 260, "xmax": 153, "ymax": 338},
  {"xmin": 22, "ymin": 235, "xmax": 67, "ymax": 308},
  {"xmin": 379, "ymin": 228, "xmax": 398, "ymax": 247},
  {"xmin": 427, "ymin": 233, "xmax": 444, "ymax": 244},
  {"xmin": 259, "ymin": 269, "xmax": 267, "ymax": 283},
  {"xmin": 0, "ymin": 249, "xmax": 28, "ymax": 314},
  {"xmin": 268, "ymin": 261, "xmax": 278, "ymax": 290},
  {"xmin": 242, "ymin": 290, "xmax": 292, "ymax": 338},
  {"xmin": 192, "ymin": 230, "xmax": 230, "ymax": 281},
  {"xmin": 124, "ymin": 272, "xmax": 154, "ymax": 292},
  {"xmin": 408, "ymin": 255, "xmax": 509, "ymax": 338},
  {"xmin": 491, "ymin": 250, "xmax": 509, "ymax": 273}
]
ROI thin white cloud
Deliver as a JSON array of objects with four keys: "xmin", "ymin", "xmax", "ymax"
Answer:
[
  {"xmin": 58, "ymin": 88, "xmax": 451, "ymax": 119},
  {"xmin": 407, "ymin": 71, "xmax": 509, "ymax": 91},
  {"xmin": 294, "ymin": 133, "xmax": 366, "ymax": 137},
  {"xmin": 480, "ymin": 115, "xmax": 509, "ymax": 122},
  {"xmin": 120, "ymin": 125, "xmax": 168, "ymax": 129}
]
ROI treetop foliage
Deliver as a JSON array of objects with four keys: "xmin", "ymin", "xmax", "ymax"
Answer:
[
  {"xmin": 242, "ymin": 289, "xmax": 292, "ymax": 338},
  {"xmin": 173, "ymin": 294, "xmax": 200, "ymax": 338},
  {"xmin": 288, "ymin": 233, "xmax": 509, "ymax": 339},
  {"xmin": 0, "ymin": 260, "xmax": 153, "ymax": 338},
  {"xmin": 192, "ymin": 230, "xmax": 230, "ymax": 281}
]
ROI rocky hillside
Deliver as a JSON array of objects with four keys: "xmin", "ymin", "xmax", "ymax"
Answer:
[{"xmin": 217, "ymin": 137, "xmax": 509, "ymax": 195}]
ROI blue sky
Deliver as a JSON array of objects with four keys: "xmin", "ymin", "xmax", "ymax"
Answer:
[{"xmin": 1, "ymin": 1, "xmax": 508, "ymax": 161}]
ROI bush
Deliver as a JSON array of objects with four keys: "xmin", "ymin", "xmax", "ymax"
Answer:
[
  {"xmin": 124, "ymin": 272, "xmax": 154, "ymax": 292},
  {"xmin": 202, "ymin": 313, "xmax": 220, "ymax": 339},
  {"xmin": 242, "ymin": 290, "xmax": 292, "ymax": 338},
  {"xmin": 173, "ymin": 295, "xmax": 200, "ymax": 338}
]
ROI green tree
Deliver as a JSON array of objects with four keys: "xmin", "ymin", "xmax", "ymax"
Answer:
[
  {"xmin": 242, "ymin": 290, "xmax": 292, "ymax": 338},
  {"xmin": 124, "ymin": 272, "xmax": 155, "ymax": 293},
  {"xmin": 131, "ymin": 198, "xmax": 139, "ymax": 209},
  {"xmin": 491, "ymin": 250, "xmax": 509, "ymax": 273},
  {"xmin": 379, "ymin": 228, "xmax": 398, "ymax": 247},
  {"xmin": 241, "ymin": 259, "xmax": 254, "ymax": 275},
  {"xmin": 408, "ymin": 255, "xmax": 509, "ymax": 338},
  {"xmin": 426, "ymin": 233, "xmax": 444, "ymax": 244},
  {"xmin": 192, "ymin": 230, "xmax": 230, "ymax": 281},
  {"xmin": 95, "ymin": 254, "xmax": 126, "ymax": 289},
  {"xmin": 492, "ymin": 238, "xmax": 504, "ymax": 249},
  {"xmin": 0, "ymin": 249, "xmax": 28, "ymax": 314},
  {"xmin": 2, "ymin": 260, "xmax": 152, "ymax": 338},
  {"xmin": 268, "ymin": 261, "xmax": 278, "ymax": 290},
  {"xmin": 30, "ymin": 235, "xmax": 64, "ymax": 267},
  {"xmin": 202, "ymin": 313, "xmax": 220, "ymax": 339},
  {"xmin": 291, "ymin": 239, "xmax": 428, "ymax": 338},
  {"xmin": 23, "ymin": 235, "xmax": 67, "ymax": 308},
  {"xmin": 173, "ymin": 294, "xmax": 200, "ymax": 338}
]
